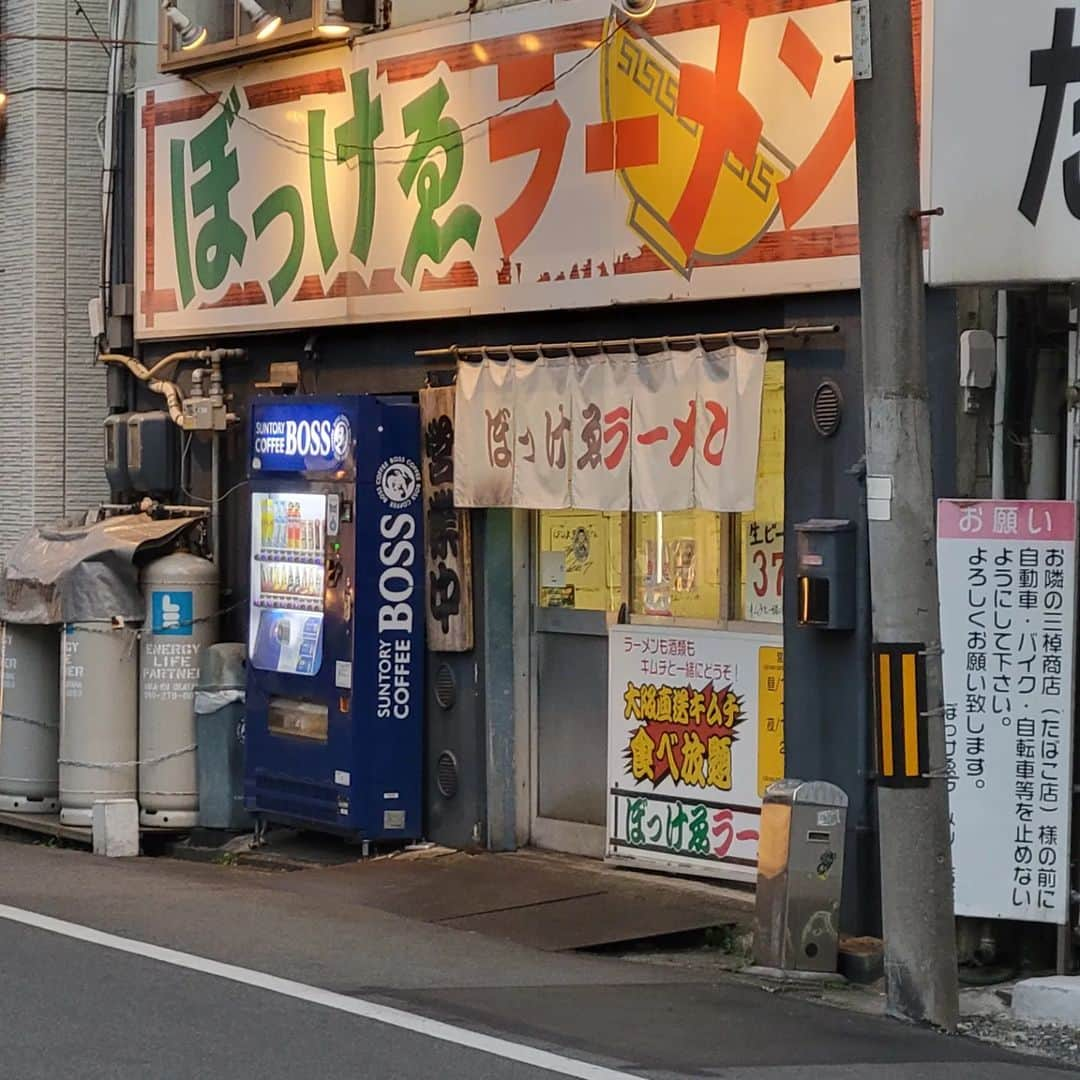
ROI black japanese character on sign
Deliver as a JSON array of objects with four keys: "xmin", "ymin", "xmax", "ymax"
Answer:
[
  {"xmin": 429, "ymin": 563, "xmax": 461, "ymax": 634},
  {"xmin": 425, "ymin": 414, "xmax": 454, "ymax": 486},
  {"xmin": 1021, "ymin": 8, "xmax": 1080, "ymax": 224},
  {"xmin": 545, "ymin": 406, "xmax": 571, "ymax": 469},
  {"xmin": 517, "ymin": 426, "xmax": 536, "ymax": 463},
  {"xmin": 576, "ymin": 404, "xmax": 602, "ymax": 470},
  {"xmin": 427, "ymin": 490, "xmax": 460, "ymax": 561},
  {"xmin": 486, "ymin": 408, "xmax": 512, "ymax": 468}
]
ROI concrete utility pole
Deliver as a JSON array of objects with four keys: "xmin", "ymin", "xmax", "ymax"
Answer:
[{"xmin": 851, "ymin": 0, "xmax": 959, "ymax": 1030}]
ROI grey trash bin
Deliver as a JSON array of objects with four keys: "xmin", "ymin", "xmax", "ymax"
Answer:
[
  {"xmin": 753, "ymin": 779, "xmax": 848, "ymax": 973},
  {"xmin": 195, "ymin": 644, "xmax": 251, "ymax": 831}
]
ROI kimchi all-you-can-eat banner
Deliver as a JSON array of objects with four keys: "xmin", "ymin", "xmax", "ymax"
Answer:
[{"xmin": 136, "ymin": 0, "xmax": 863, "ymax": 338}]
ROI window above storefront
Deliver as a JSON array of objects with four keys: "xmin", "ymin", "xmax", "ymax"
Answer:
[{"xmin": 159, "ymin": 0, "xmax": 376, "ymax": 74}]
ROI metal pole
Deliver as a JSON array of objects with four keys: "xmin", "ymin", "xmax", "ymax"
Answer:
[
  {"xmin": 413, "ymin": 324, "xmax": 839, "ymax": 361},
  {"xmin": 211, "ymin": 433, "xmax": 221, "ymax": 570},
  {"xmin": 852, "ymin": 0, "xmax": 959, "ymax": 1029}
]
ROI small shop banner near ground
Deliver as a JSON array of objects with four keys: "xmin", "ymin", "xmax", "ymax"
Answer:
[
  {"xmin": 938, "ymin": 500, "xmax": 1077, "ymax": 923},
  {"xmin": 454, "ymin": 346, "xmax": 765, "ymax": 512},
  {"xmin": 607, "ymin": 625, "xmax": 783, "ymax": 884}
]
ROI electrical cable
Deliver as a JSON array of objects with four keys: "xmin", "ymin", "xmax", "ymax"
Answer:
[
  {"xmin": 71, "ymin": 1, "xmax": 111, "ymax": 55},
  {"xmin": 180, "ymin": 432, "xmax": 250, "ymax": 506}
]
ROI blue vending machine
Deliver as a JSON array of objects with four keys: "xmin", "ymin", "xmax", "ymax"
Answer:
[{"xmin": 245, "ymin": 395, "xmax": 424, "ymax": 842}]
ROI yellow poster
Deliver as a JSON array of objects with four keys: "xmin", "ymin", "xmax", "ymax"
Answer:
[
  {"xmin": 538, "ymin": 511, "xmax": 622, "ymax": 611},
  {"xmin": 633, "ymin": 510, "xmax": 722, "ymax": 620},
  {"xmin": 757, "ymin": 646, "xmax": 785, "ymax": 796},
  {"xmin": 740, "ymin": 362, "xmax": 785, "ymax": 622}
]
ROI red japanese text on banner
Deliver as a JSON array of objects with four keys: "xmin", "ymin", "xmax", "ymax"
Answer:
[
  {"xmin": 631, "ymin": 350, "xmax": 697, "ymax": 512},
  {"xmin": 571, "ymin": 356, "xmax": 631, "ymax": 511},
  {"xmin": 695, "ymin": 345, "xmax": 766, "ymax": 512},
  {"xmin": 512, "ymin": 357, "xmax": 572, "ymax": 509},
  {"xmin": 455, "ymin": 348, "xmax": 768, "ymax": 512},
  {"xmin": 454, "ymin": 356, "xmax": 513, "ymax": 508}
]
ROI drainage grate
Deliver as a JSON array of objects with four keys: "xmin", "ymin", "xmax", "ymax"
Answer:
[
  {"xmin": 812, "ymin": 380, "xmax": 842, "ymax": 438},
  {"xmin": 433, "ymin": 663, "xmax": 456, "ymax": 710},
  {"xmin": 436, "ymin": 751, "xmax": 459, "ymax": 799}
]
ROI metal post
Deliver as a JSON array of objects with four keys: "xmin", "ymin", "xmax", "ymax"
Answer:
[
  {"xmin": 852, "ymin": 0, "xmax": 959, "ymax": 1029},
  {"xmin": 211, "ymin": 433, "xmax": 221, "ymax": 570}
]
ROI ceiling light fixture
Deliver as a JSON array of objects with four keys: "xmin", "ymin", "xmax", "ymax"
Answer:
[
  {"xmin": 238, "ymin": 0, "xmax": 283, "ymax": 41},
  {"xmin": 161, "ymin": 1, "xmax": 208, "ymax": 51},
  {"xmin": 318, "ymin": 0, "xmax": 351, "ymax": 37}
]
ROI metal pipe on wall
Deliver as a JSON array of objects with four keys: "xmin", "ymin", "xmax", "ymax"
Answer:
[
  {"xmin": 1027, "ymin": 347, "xmax": 1066, "ymax": 500},
  {"xmin": 211, "ymin": 432, "xmax": 221, "ymax": 570},
  {"xmin": 992, "ymin": 291, "xmax": 1008, "ymax": 499},
  {"xmin": 414, "ymin": 324, "xmax": 839, "ymax": 360}
]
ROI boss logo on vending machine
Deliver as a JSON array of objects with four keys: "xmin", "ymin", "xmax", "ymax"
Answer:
[
  {"xmin": 330, "ymin": 414, "xmax": 351, "ymax": 460},
  {"xmin": 251, "ymin": 406, "xmax": 351, "ymax": 472},
  {"xmin": 375, "ymin": 457, "xmax": 421, "ymax": 510}
]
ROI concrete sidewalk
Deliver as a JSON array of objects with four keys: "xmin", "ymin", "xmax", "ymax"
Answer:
[{"xmin": 172, "ymin": 832, "xmax": 755, "ymax": 952}]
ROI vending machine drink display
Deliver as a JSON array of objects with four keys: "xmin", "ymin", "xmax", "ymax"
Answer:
[{"xmin": 245, "ymin": 395, "xmax": 423, "ymax": 841}]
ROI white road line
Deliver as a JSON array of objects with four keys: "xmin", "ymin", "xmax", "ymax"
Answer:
[{"xmin": 0, "ymin": 902, "xmax": 639, "ymax": 1080}]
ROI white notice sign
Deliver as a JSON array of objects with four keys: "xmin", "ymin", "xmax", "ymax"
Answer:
[
  {"xmin": 606, "ymin": 625, "xmax": 784, "ymax": 884},
  {"xmin": 938, "ymin": 500, "xmax": 1077, "ymax": 923}
]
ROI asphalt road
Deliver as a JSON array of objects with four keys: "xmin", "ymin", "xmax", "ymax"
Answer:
[{"xmin": 0, "ymin": 838, "xmax": 1068, "ymax": 1079}]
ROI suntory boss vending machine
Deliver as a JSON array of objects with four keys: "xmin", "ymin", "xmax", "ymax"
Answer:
[{"xmin": 245, "ymin": 395, "xmax": 423, "ymax": 841}]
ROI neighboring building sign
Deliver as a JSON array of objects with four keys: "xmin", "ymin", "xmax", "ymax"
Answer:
[
  {"xmin": 607, "ymin": 625, "xmax": 783, "ymax": 883},
  {"xmin": 419, "ymin": 386, "xmax": 474, "ymax": 652},
  {"xmin": 938, "ymin": 499, "xmax": 1078, "ymax": 924},
  {"xmin": 136, "ymin": 0, "xmax": 863, "ymax": 339},
  {"xmin": 929, "ymin": 1, "xmax": 1080, "ymax": 284},
  {"xmin": 453, "ymin": 346, "xmax": 765, "ymax": 511}
]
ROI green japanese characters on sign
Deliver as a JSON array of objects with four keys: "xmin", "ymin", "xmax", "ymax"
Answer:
[{"xmin": 167, "ymin": 70, "xmax": 481, "ymax": 307}]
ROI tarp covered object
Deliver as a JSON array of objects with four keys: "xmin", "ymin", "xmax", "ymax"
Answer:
[{"xmin": 1, "ymin": 513, "xmax": 201, "ymax": 625}]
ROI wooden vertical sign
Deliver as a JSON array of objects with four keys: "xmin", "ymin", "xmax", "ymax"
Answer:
[{"xmin": 419, "ymin": 385, "xmax": 474, "ymax": 652}]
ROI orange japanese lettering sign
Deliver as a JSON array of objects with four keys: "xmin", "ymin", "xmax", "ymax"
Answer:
[{"xmin": 135, "ymin": 0, "xmax": 907, "ymax": 340}]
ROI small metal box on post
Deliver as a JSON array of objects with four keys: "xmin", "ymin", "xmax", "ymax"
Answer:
[
  {"xmin": 794, "ymin": 520, "xmax": 856, "ymax": 630},
  {"xmin": 753, "ymin": 779, "xmax": 849, "ymax": 975}
]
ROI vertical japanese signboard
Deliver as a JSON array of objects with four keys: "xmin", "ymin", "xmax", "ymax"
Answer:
[
  {"xmin": 419, "ymin": 386, "xmax": 473, "ymax": 652},
  {"xmin": 136, "ymin": 0, "xmax": 868, "ymax": 339},
  {"xmin": 938, "ymin": 500, "xmax": 1077, "ymax": 923},
  {"xmin": 607, "ymin": 625, "xmax": 783, "ymax": 883}
]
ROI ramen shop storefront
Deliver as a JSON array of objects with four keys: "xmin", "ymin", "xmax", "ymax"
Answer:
[{"xmin": 452, "ymin": 330, "xmax": 796, "ymax": 881}]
